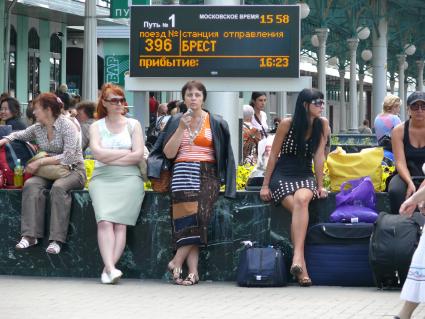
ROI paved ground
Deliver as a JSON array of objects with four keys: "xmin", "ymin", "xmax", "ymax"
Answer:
[{"xmin": 1, "ymin": 276, "xmax": 425, "ymax": 319}]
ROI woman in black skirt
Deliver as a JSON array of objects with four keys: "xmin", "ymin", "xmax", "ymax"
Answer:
[{"xmin": 260, "ymin": 88, "xmax": 330, "ymax": 287}]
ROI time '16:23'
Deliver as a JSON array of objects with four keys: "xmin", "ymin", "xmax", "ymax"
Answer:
[{"xmin": 259, "ymin": 57, "xmax": 289, "ymax": 68}]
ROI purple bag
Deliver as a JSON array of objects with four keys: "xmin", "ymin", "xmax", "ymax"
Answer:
[{"xmin": 330, "ymin": 176, "xmax": 378, "ymax": 223}]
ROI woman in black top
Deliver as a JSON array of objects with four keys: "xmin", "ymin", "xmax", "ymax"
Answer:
[
  {"xmin": 389, "ymin": 91, "xmax": 425, "ymax": 215},
  {"xmin": 0, "ymin": 97, "xmax": 27, "ymax": 131}
]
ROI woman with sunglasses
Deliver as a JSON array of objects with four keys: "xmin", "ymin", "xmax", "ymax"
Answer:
[
  {"xmin": 260, "ymin": 88, "xmax": 330, "ymax": 287},
  {"xmin": 388, "ymin": 91, "xmax": 425, "ymax": 215},
  {"xmin": 88, "ymin": 83, "xmax": 145, "ymax": 284}
]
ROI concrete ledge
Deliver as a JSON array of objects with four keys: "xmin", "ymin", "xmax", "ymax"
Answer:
[{"xmin": 0, "ymin": 190, "xmax": 390, "ymax": 281}]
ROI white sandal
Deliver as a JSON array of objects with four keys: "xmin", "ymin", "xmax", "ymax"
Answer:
[
  {"xmin": 15, "ymin": 237, "xmax": 38, "ymax": 250},
  {"xmin": 46, "ymin": 241, "xmax": 61, "ymax": 254}
]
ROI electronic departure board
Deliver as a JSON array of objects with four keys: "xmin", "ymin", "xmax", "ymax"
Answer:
[{"xmin": 130, "ymin": 5, "xmax": 300, "ymax": 78}]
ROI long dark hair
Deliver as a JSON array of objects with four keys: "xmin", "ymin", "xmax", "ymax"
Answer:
[{"xmin": 291, "ymin": 88, "xmax": 324, "ymax": 156}]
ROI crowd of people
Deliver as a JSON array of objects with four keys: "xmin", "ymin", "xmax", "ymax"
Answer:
[{"xmin": 1, "ymin": 83, "xmax": 425, "ymax": 317}]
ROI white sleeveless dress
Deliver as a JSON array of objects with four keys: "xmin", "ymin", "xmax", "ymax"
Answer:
[
  {"xmin": 401, "ymin": 232, "xmax": 425, "ymax": 302},
  {"xmin": 88, "ymin": 118, "xmax": 144, "ymax": 225}
]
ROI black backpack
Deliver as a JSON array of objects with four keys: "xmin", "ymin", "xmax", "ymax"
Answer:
[{"xmin": 369, "ymin": 211, "xmax": 424, "ymax": 289}]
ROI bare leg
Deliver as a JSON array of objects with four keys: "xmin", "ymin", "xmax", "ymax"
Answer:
[
  {"xmin": 181, "ymin": 246, "xmax": 200, "ymax": 285},
  {"xmin": 170, "ymin": 245, "xmax": 193, "ymax": 268},
  {"xmin": 186, "ymin": 246, "xmax": 199, "ymax": 275},
  {"xmin": 283, "ymin": 189, "xmax": 313, "ymax": 280},
  {"xmin": 168, "ymin": 245, "xmax": 193, "ymax": 284},
  {"xmin": 97, "ymin": 221, "xmax": 115, "ymax": 273},
  {"xmin": 112, "ymin": 224, "xmax": 127, "ymax": 265},
  {"xmin": 282, "ymin": 195, "xmax": 295, "ymax": 243},
  {"xmin": 398, "ymin": 301, "xmax": 419, "ymax": 319}
]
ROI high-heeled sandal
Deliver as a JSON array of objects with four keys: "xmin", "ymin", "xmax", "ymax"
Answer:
[
  {"xmin": 290, "ymin": 264, "xmax": 312, "ymax": 287},
  {"xmin": 298, "ymin": 277, "xmax": 312, "ymax": 287},
  {"xmin": 290, "ymin": 264, "xmax": 303, "ymax": 277}
]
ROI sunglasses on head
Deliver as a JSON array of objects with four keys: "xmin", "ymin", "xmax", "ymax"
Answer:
[
  {"xmin": 310, "ymin": 99, "xmax": 325, "ymax": 107},
  {"xmin": 104, "ymin": 97, "xmax": 125, "ymax": 104},
  {"xmin": 410, "ymin": 103, "xmax": 425, "ymax": 111}
]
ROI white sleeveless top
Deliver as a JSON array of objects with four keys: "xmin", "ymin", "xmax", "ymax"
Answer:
[{"xmin": 95, "ymin": 118, "xmax": 137, "ymax": 168}]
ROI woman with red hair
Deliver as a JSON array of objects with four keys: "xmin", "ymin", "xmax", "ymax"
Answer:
[
  {"xmin": 0, "ymin": 92, "xmax": 86, "ymax": 254},
  {"xmin": 89, "ymin": 83, "xmax": 145, "ymax": 284}
]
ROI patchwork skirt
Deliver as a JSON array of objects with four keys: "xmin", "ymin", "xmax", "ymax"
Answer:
[
  {"xmin": 400, "ymin": 231, "xmax": 425, "ymax": 303},
  {"xmin": 170, "ymin": 161, "xmax": 220, "ymax": 249}
]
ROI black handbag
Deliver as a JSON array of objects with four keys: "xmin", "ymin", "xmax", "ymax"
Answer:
[{"xmin": 237, "ymin": 244, "xmax": 287, "ymax": 287}]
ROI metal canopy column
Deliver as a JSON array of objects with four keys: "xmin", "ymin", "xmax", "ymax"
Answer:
[
  {"xmin": 339, "ymin": 68, "xmax": 346, "ymax": 132},
  {"xmin": 416, "ymin": 60, "xmax": 424, "ymax": 91},
  {"xmin": 316, "ymin": 28, "xmax": 329, "ymax": 117},
  {"xmin": 347, "ymin": 38, "xmax": 359, "ymax": 132},
  {"xmin": 397, "ymin": 54, "xmax": 406, "ymax": 120},
  {"xmin": 82, "ymin": 0, "xmax": 98, "ymax": 101},
  {"xmin": 371, "ymin": 0, "xmax": 388, "ymax": 121},
  {"xmin": 358, "ymin": 73, "xmax": 365, "ymax": 124}
]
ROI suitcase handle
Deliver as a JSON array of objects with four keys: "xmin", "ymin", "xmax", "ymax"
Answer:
[{"xmin": 321, "ymin": 224, "xmax": 372, "ymax": 239}]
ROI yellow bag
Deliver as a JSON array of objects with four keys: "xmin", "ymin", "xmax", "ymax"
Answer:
[
  {"xmin": 327, "ymin": 147, "xmax": 384, "ymax": 192},
  {"xmin": 84, "ymin": 159, "xmax": 95, "ymax": 188}
]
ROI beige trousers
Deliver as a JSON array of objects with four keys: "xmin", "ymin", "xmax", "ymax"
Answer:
[{"xmin": 21, "ymin": 167, "xmax": 86, "ymax": 243}]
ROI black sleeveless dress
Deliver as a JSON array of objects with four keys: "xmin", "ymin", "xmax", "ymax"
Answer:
[{"xmin": 269, "ymin": 127, "xmax": 318, "ymax": 205}]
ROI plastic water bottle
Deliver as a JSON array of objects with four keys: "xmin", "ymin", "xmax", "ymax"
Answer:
[{"xmin": 13, "ymin": 159, "xmax": 23, "ymax": 187}]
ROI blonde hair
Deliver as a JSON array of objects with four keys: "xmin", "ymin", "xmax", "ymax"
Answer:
[{"xmin": 382, "ymin": 95, "xmax": 401, "ymax": 113}]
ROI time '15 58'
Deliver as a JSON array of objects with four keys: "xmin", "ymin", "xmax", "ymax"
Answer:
[
  {"xmin": 259, "ymin": 57, "xmax": 289, "ymax": 68},
  {"xmin": 259, "ymin": 14, "xmax": 290, "ymax": 24}
]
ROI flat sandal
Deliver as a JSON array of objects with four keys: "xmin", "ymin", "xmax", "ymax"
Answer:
[
  {"xmin": 182, "ymin": 273, "xmax": 199, "ymax": 286},
  {"xmin": 167, "ymin": 263, "xmax": 183, "ymax": 284}
]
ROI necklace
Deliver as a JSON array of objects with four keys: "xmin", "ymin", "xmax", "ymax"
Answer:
[{"xmin": 187, "ymin": 113, "xmax": 205, "ymax": 145}]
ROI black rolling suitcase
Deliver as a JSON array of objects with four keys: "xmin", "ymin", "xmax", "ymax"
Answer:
[
  {"xmin": 369, "ymin": 212, "xmax": 424, "ymax": 289},
  {"xmin": 305, "ymin": 223, "xmax": 374, "ymax": 286}
]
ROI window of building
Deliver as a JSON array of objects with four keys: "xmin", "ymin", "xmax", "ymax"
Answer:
[
  {"xmin": 50, "ymin": 34, "xmax": 62, "ymax": 93},
  {"xmin": 9, "ymin": 26, "xmax": 17, "ymax": 97},
  {"xmin": 28, "ymin": 28, "xmax": 40, "ymax": 101}
]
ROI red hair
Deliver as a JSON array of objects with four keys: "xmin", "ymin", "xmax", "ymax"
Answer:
[
  {"xmin": 96, "ymin": 83, "xmax": 125, "ymax": 119},
  {"xmin": 33, "ymin": 92, "xmax": 64, "ymax": 118}
]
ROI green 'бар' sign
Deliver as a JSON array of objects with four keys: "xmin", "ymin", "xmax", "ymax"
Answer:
[{"xmin": 104, "ymin": 55, "xmax": 129, "ymax": 86}]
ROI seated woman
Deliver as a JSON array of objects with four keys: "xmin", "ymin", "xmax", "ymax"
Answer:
[
  {"xmin": 260, "ymin": 88, "xmax": 329, "ymax": 287},
  {"xmin": 374, "ymin": 94, "xmax": 401, "ymax": 143},
  {"xmin": 0, "ymin": 93, "xmax": 86, "ymax": 254},
  {"xmin": 0, "ymin": 97, "xmax": 27, "ymax": 130},
  {"xmin": 89, "ymin": 83, "xmax": 145, "ymax": 284},
  {"xmin": 389, "ymin": 91, "xmax": 425, "ymax": 214},
  {"xmin": 397, "ymin": 175, "xmax": 425, "ymax": 319}
]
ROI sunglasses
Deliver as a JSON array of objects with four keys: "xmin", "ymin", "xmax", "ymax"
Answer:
[
  {"xmin": 104, "ymin": 97, "xmax": 125, "ymax": 104},
  {"xmin": 410, "ymin": 103, "xmax": 425, "ymax": 111},
  {"xmin": 311, "ymin": 99, "xmax": 325, "ymax": 107}
]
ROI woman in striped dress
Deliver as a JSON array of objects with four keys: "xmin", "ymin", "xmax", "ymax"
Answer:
[{"xmin": 160, "ymin": 80, "xmax": 236, "ymax": 286}]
